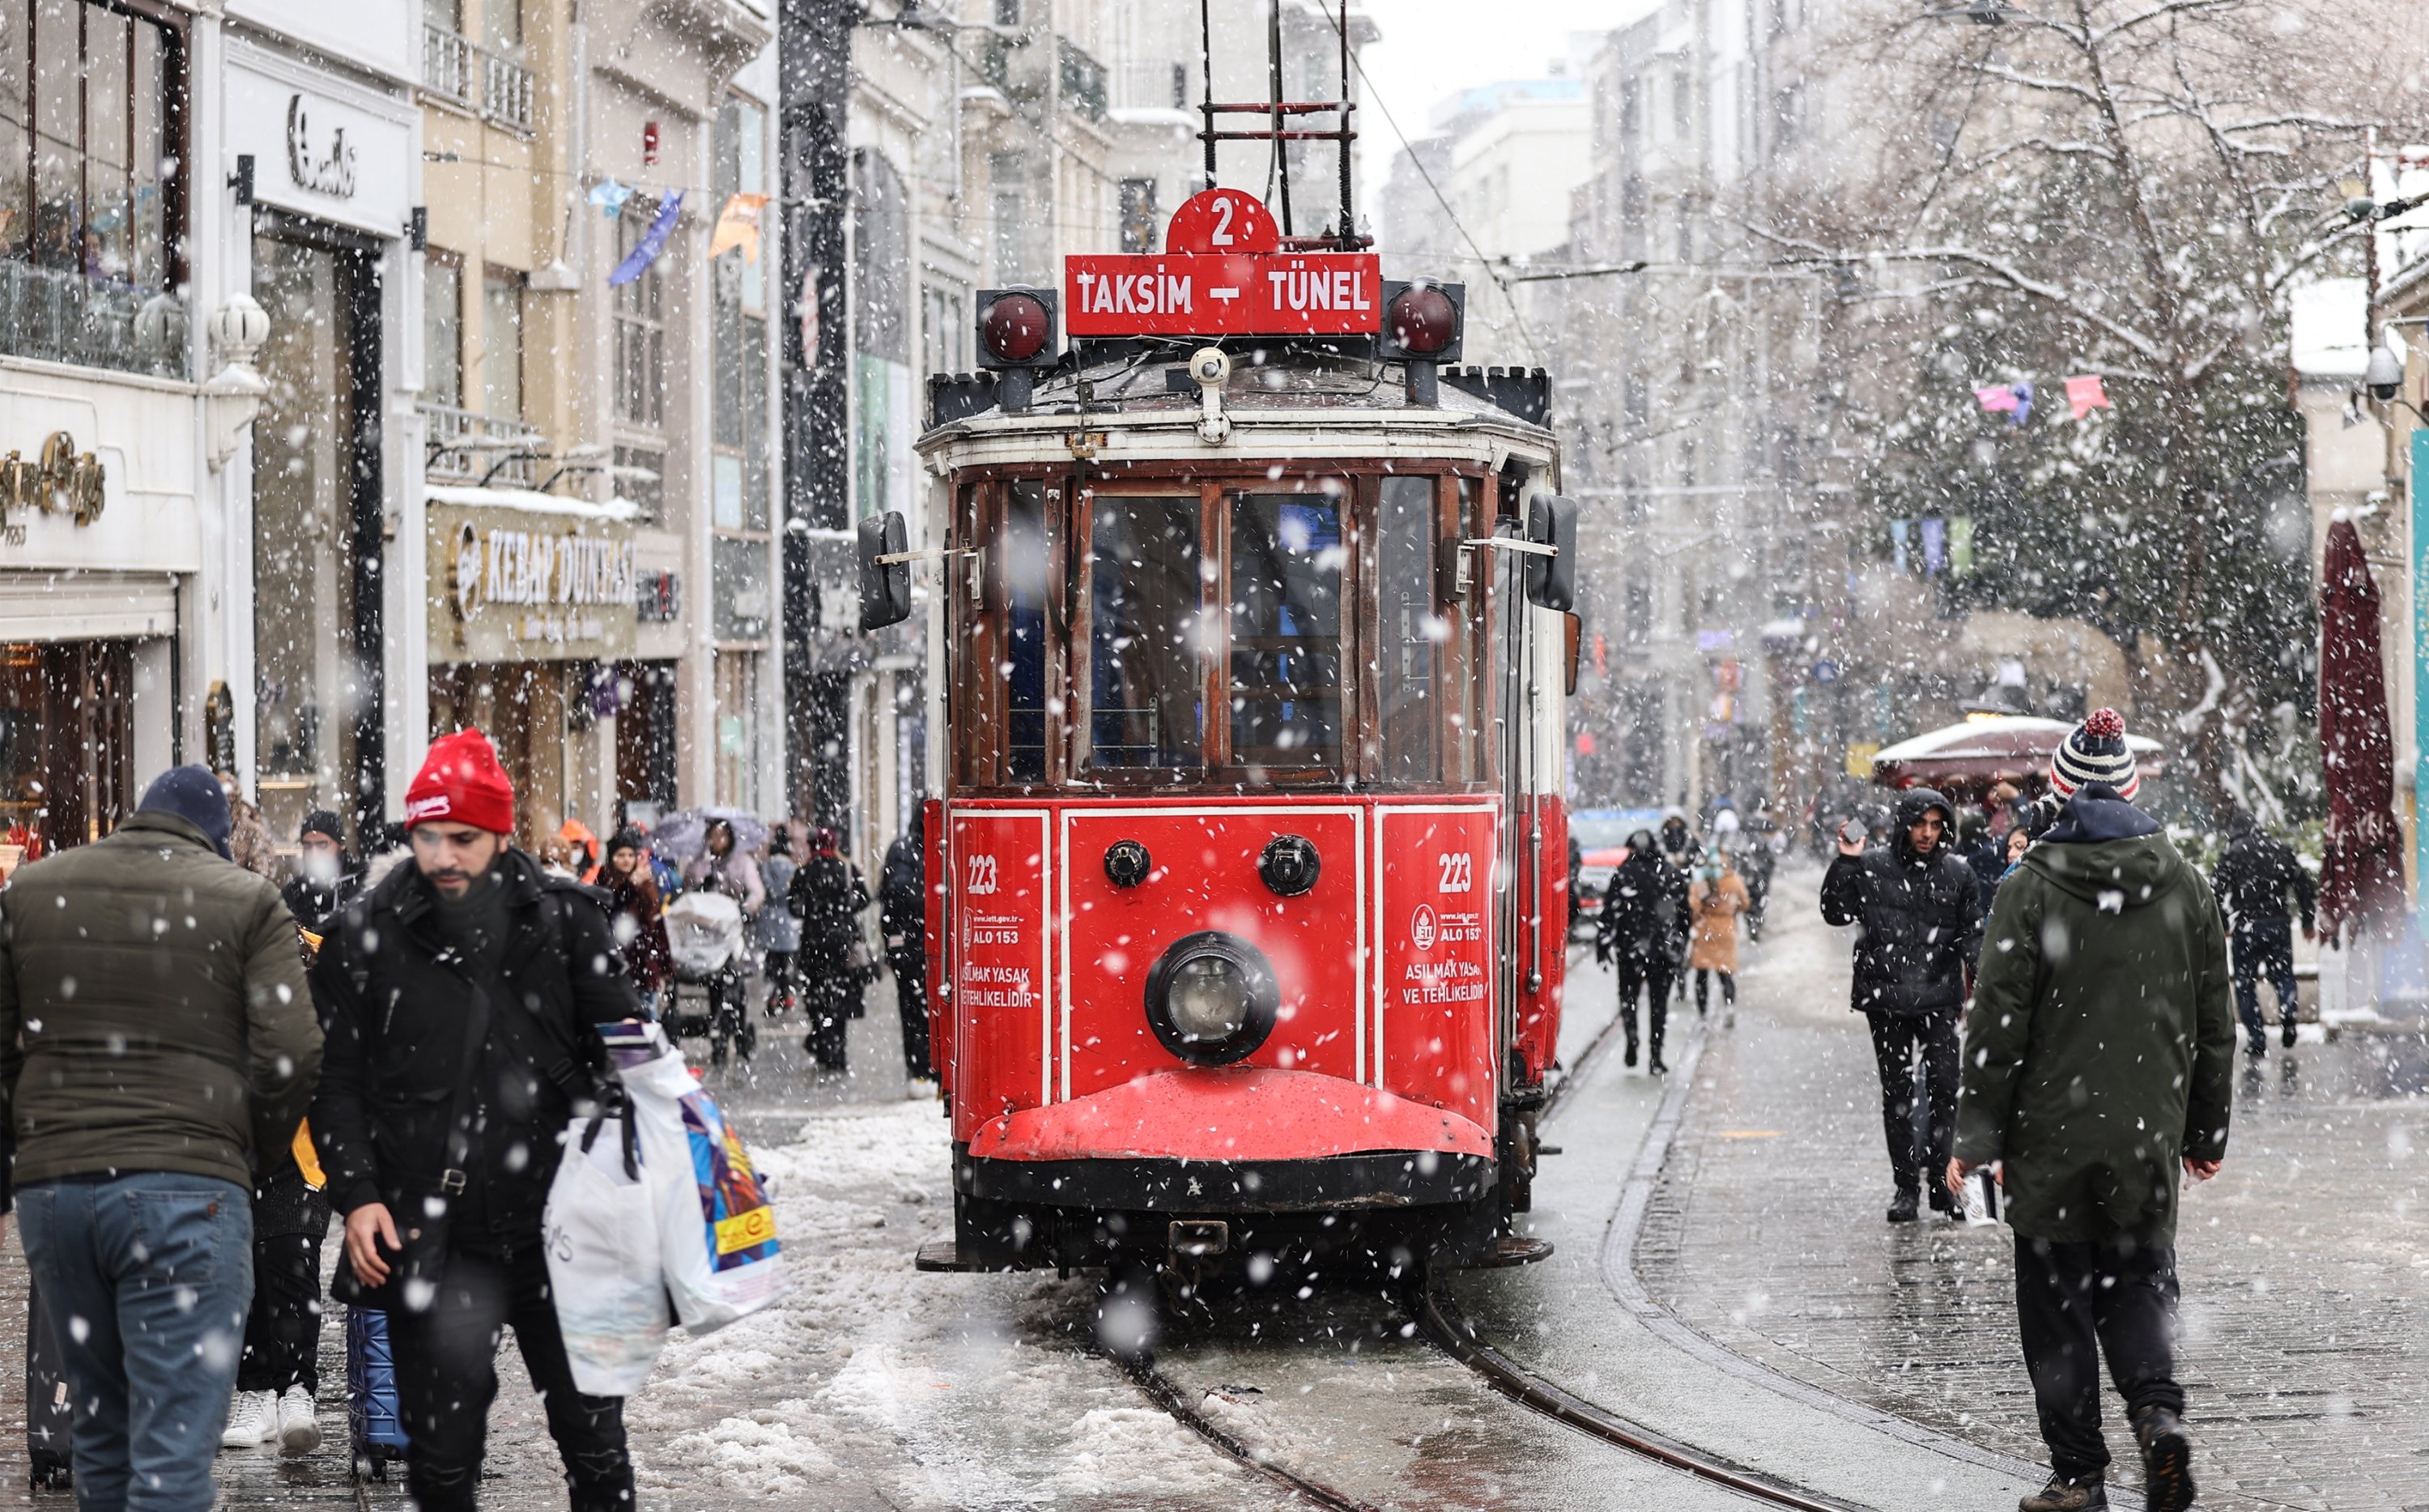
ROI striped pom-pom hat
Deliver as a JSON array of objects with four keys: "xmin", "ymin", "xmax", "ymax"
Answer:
[{"xmin": 2049, "ymin": 707, "xmax": 2139, "ymax": 801}]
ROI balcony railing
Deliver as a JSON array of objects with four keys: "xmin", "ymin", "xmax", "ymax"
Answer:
[
  {"xmin": 422, "ymin": 24, "xmax": 534, "ymax": 134},
  {"xmin": 0, "ymin": 259, "xmax": 189, "ymax": 380},
  {"xmin": 1059, "ymin": 39, "xmax": 1108, "ymax": 121},
  {"xmin": 420, "ymin": 401, "xmax": 545, "ymax": 490},
  {"xmin": 423, "ymin": 24, "xmax": 473, "ymax": 104}
]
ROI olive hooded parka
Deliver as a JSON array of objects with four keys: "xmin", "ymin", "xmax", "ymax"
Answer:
[{"xmin": 1954, "ymin": 784, "xmax": 2237, "ymax": 1247}]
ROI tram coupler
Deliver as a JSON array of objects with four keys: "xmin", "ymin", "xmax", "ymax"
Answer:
[{"xmin": 1168, "ymin": 1220, "xmax": 1229, "ymax": 1260}]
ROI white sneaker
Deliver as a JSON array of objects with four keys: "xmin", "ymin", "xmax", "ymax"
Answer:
[
  {"xmin": 276, "ymin": 1386, "xmax": 320, "ymax": 1455},
  {"xmin": 220, "ymin": 1389, "xmax": 275, "ymax": 1450}
]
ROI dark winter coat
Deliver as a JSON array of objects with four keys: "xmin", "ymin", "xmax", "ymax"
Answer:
[
  {"xmin": 1955, "ymin": 785, "xmax": 2236, "ymax": 1247},
  {"xmin": 603, "ymin": 868, "xmax": 674, "ymax": 994},
  {"xmin": 1596, "ymin": 848, "xmax": 1687, "ymax": 964},
  {"xmin": 789, "ymin": 851, "xmax": 872, "ymax": 967},
  {"xmin": 879, "ymin": 836, "xmax": 925, "ymax": 958},
  {"xmin": 1819, "ymin": 790, "xmax": 1982, "ymax": 1017},
  {"xmin": 2213, "ymin": 819, "xmax": 2316, "ymax": 932},
  {"xmin": 281, "ymin": 865, "xmax": 356, "ymax": 933},
  {"xmin": 0, "ymin": 810, "xmax": 323, "ymax": 1207},
  {"xmin": 308, "ymin": 849, "xmax": 637, "ymax": 1238}
]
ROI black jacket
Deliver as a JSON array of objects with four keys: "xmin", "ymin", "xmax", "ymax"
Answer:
[
  {"xmin": 789, "ymin": 852, "xmax": 871, "ymax": 965},
  {"xmin": 1597, "ymin": 850, "xmax": 1687, "ymax": 964},
  {"xmin": 280, "ymin": 866, "xmax": 355, "ymax": 934},
  {"xmin": 307, "ymin": 849, "xmax": 636, "ymax": 1237},
  {"xmin": 2213, "ymin": 822, "xmax": 2316, "ymax": 933},
  {"xmin": 879, "ymin": 837, "xmax": 924, "ymax": 952},
  {"xmin": 1820, "ymin": 792, "xmax": 1982, "ymax": 1017}
]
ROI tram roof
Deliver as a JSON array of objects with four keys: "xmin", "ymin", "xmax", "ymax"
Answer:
[{"xmin": 916, "ymin": 347, "xmax": 1561, "ymax": 476}]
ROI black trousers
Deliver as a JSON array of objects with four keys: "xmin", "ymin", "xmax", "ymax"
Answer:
[
  {"xmin": 1615, "ymin": 953, "xmax": 1676, "ymax": 1061},
  {"xmin": 890, "ymin": 950, "xmax": 932, "ymax": 1078},
  {"xmin": 237, "ymin": 1225, "xmax": 325, "ymax": 1395},
  {"xmin": 387, "ymin": 1246, "xmax": 632, "ymax": 1512},
  {"xmin": 1865, "ymin": 1011, "xmax": 1959, "ymax": 1196},
  {"xmin": 1694, "ymin": 969, "xmax": 1735, "ymax": 1011},
  {"xmin": 803, "ymin": 957, "xmax": 852, "ymax": 1069},
  {"xmin": 2013, "ymin": 1235, "xmax": 2184, "ymax": 1480}
]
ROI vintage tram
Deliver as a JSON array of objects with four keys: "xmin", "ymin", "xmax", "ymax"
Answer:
[{"xmin": 869, "ymin": 183, "xmax": 1577, "ymax": 1291}]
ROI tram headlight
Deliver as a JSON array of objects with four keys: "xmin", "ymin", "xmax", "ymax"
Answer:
[{"xmin": 1145, "ymin": 932, "xmax": 1279, "ymax": 1067}]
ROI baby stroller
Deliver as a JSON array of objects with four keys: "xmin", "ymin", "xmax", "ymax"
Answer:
[{"xmin": 663, "ymin": 889, "xmax": 755, "ymax": 1065}]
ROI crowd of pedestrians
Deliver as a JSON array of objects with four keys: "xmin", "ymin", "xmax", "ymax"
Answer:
[{"xmin": 0, "ymin": 728, "xmax": 938, "ymax": 1510}]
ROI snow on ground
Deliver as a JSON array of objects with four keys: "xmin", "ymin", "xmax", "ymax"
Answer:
[{"xmin": 625, "ymin": 1097, "xmax": 1280, "ymax": 1510}]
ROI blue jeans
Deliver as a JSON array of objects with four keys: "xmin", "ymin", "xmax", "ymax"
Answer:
[{"xmin": 18, "ymin": 1173, "xmax": 254, "ymax": 1512}]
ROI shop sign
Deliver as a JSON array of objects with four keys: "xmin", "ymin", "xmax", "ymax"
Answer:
[
  {"xmin": 286, "ymin": 96, "xmax": 358, "ymax": 199},
  {"xmin": 429, "ymin": 500, "xmax": 638, "ymax": 663},
  {"xmin": 0, "ymin": 431, "xmax": 106, "ymax": 535},
  {"xmin": 223, "ymin": 57, "xmax": 412, "ymax": 238}
]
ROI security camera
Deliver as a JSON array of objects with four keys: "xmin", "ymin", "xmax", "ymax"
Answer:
[
  {"xmin": 2366, "ymin": 343, "xmax": 2405, "ymax": 402},
  {"xmin": 1190, "ymin": 346, "xmax": 1231, "ymax": 389}
]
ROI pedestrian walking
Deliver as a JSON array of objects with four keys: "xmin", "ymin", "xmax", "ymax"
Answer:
[
  {"xmin": 283, "ymin": 809, "xmax": 357, "ymax": 932},
  {"xmin": 1595, "ymin": 830, "xmax": 1688, "ymax": 1072},
  {"xmin": 880, "ymin": 821, "xmax": 933, "ymax": 1081},
  {"xmin": 1819, "ymin": 785, "xmax": 1981, "ymax": 1222},
  {"xmin": 755, "ymin": 828, "xmax": 803, "ymax": 1016},
  {"xmin": 1736, "ymin": 830, "xmax": 1776, "ymax": 941},
  {"xmin": 1950, "ymin": 710, "xmax": 2235, "ymax": 1512},
  {"xmin": 602, "ymin": 828, "xmax": 674, "ymax": 1018},
  {"xmin": 2212, "ymin": 809, "xmax": 2316, "ymax": 1057},
  {"xmin": 790, "ymin": 827, "xmax": 873, "ymax": 1072},
  {"xmin": 1687, "ymin": 854, "xmax": 1750, "ymax": 1024},
  {"xmin": 0, "ymin": 765, "xmax": 322, "ymax": 1509},
  {"xmin": 309, "ymin": 730, "xmax": 640, "ymax": 1512},
  {"xmin": 683, "ymin": 818, "xmax": 764, "ymax": 1044}
]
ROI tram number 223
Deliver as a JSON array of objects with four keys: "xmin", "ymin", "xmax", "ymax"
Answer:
[
  {"xmin": 966, "ymin": 853, "xmax": 999, "ymax": 896},
  {"xmin": 1436, "ymin": 852, "xmax": 1474, "ymax": 894}
]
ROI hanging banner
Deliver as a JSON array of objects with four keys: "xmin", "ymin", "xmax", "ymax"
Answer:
[{"xmin": 609, "ymin": 192, "xmax": 683, "ymax": 287}]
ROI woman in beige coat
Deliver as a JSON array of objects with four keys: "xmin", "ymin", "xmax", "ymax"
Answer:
[{"xmin": 1688, "ymin": 854, "xmax": 1751, "ymax": 1021}]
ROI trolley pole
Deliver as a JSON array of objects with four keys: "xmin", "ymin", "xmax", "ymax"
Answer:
[{"xmin": 778, "ymin": 0, "xmax": 853, "ymax": 822}]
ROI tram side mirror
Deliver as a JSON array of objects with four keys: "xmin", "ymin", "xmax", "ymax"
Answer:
[
  {"xmin": 1525, "ymin": 494, "xmax": 1578, "ymax": 612},
  {"xmin": 1564, "ymin": 613, "xmax": 1582, "ymax": 695},
  {"xmin": 858, "ymin": 511, "xmax": 912, "ymax": 631}
]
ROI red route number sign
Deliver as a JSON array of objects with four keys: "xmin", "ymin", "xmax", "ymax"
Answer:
[{"xmin": 1065, "ymin": 189, "xmax": 1380, "ymax": 338}]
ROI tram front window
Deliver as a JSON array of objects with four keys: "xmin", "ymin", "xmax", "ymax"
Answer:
[
  {"xmin": 1087, "ymin": 495, "xmax": 1205, "ymax": 771},
  {"xmin": 1229, "ymin": 494, "xmax": 1343, "ymax": 770}
]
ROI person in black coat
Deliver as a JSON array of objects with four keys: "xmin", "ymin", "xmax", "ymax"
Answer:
[
  {"xmin": 308, "ymin": 731, "xmax": 639, "ymax": 1512},
  {"xmin": 1596, "ymin": 830, "xmax": 1689, "ymax": 1072},
  {"xmin": 789, "ymin": 827, "xmax": 873, "ymax": 1072},
  {"xmin": 280, "ymin": 809, "xmax": 357, "ymax": 932},
  {"xmin": 879, "ymin": 823, "xmax": 932, "ymax": 1081},
  {"xmin": 1820, "ymin": 785, "xmax": 1982, "ymax": 1223},
  {"xmin": 2212, "ymin": 809, "xmax": 2316, "ymax": 1057}
]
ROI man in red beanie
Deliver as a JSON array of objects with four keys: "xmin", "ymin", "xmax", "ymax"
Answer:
[{"xmin": 308, "ymin": 729, "xmax": 640, "ymax": 1512}]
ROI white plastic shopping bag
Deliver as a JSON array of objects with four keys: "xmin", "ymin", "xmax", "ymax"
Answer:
[
  {"xmin": 605, "ymin": 1019, "xmax": 786, "ymax": 1334},
  {"xmin": 542, "ymin": 1102, "xmax": 672, "ymax": 1395}
]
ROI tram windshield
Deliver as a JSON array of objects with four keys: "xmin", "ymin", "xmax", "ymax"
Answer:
[{"xmin": 953, "ymin": 468, "xmax": 1493, "ymax": 792}]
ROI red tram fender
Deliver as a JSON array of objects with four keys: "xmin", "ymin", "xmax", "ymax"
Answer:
[{"xmin": 964, "ymin": 1065, "xmax": 1494, "ymax": 1165}]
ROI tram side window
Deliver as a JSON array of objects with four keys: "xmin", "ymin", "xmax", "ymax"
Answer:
[
  {"xmin": 1004, "ymin": 481, "xmax": 1049, "ymax": 781},
  {"xmin": 1376, "ymin": 476, "xmax": 1439, "ymax": 783},
  {"xmin": 1087, "ymin": 496, "xmax": 1205, "ymax": 771},
  {"xmin": 1229, "ymin": 494, "xmax": 1343, "ymax": 771}
]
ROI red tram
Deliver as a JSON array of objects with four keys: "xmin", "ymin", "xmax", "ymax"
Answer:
[{"xmin": 865, "ymin": 185, "xmax": 1578, "ymax": 1290}]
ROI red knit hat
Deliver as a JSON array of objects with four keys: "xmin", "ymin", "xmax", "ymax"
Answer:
[{"xmin": 404, "ymin": 729, "xmax": 516, "ymax": 835}]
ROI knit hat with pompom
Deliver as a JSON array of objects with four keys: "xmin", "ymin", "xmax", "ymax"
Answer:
[{"xmin": 2050, "ymin": 708, "xmax": 2139, "ymax": 801}]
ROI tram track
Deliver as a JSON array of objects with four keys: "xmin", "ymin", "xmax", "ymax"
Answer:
[{"xmin": 1115, "ymin": 1348, "xmax": 1389, "ymax": 1512}]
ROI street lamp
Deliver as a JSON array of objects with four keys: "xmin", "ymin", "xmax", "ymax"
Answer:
[{"xmin": 202, "ymin": 294, "xmax": 272, "ymax": 473}]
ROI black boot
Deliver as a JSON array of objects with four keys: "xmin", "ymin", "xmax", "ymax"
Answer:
[
  {"xmin": 2132, "ymin": 1406, "xmax": 2194, "ymax": 1512},
  {"xmin": 1647, "ymin": 1009, "xmax": 1666, "ymax": 1075},
  {"xmin": 2018, "ymin": 1472, "xmax": 2108, "ymax": 1511},
  {"xmin": 1927, "ymin": 1180, "xmax": 1959, "ymax": 1218},
  {"xmin": 2282, "ymin": 1019, "xmax": 2297, "ymax": 1049},
  {"xmin": 1622, "ymin": 1003, "xmax": 1640, "ymax": 1068},
  {"xmin": 1886, "ymin": 1190, "xmax": 1920, "ymax": 1223}
]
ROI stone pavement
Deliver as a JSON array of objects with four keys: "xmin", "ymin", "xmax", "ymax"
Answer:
[{"xmin": 1635, "ymin": 864, "xmax": 2429, "ymax": 1512}]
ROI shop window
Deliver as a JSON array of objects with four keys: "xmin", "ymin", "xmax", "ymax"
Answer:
[
  {"xmin": 711, "ymin": 535, "xmax": 771, "ymax": 642},
  {"xmin": 423, "ymin": 255, "xmax": 463, "ymax": 407},
  {"xmin": 615, "ymin": 660, "xmax": 679, "ymax": 818},
  {"xmin": 0, "ymin": 0, "xmax": 186, "ymax": 378},
  {"xmin": 481, "ymin": 266, "xmax": 523, "ymax": 422},
  {"xmin": 713, "ymin": 650, "xmax": 759, "ymax": 809},
  {"xmin": 614, "ymin": 202, "xmax": 666, "ymax": 428},
  {"xmin": 0, "ymin": 640, "xmax": 135, "ymax": 856}
]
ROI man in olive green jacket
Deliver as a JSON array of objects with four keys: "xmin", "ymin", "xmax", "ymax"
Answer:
[
  {"xmin": 1950, "ymin": 751, "xmax": 2235, "ymax": 1512},
  {"xmin": 0, "ymin": 766, "xmax": 321, "ymax": 1510}
]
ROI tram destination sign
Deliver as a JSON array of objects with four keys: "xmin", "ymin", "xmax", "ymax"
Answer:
[{"xmin": 1064, "ymin": 252, "xmax": 1383, "ymax": 339}]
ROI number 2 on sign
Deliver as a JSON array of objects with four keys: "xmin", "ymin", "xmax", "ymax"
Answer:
[
  {"xmin": 1437, "ymin": 852, "xmax": 1472, "ymax": 894},
  {"xmin": 967, "ymin": 853, "xmax": 998, "ymax": 895},
  {"xmin": 1210, "ymin": 196, "xmax": 1235, "ymax": 246}
]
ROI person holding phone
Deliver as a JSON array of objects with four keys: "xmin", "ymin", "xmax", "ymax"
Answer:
[{"xmin": 1819, "ymin": 786, "xmax": 1980, "ymax": 1223}]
